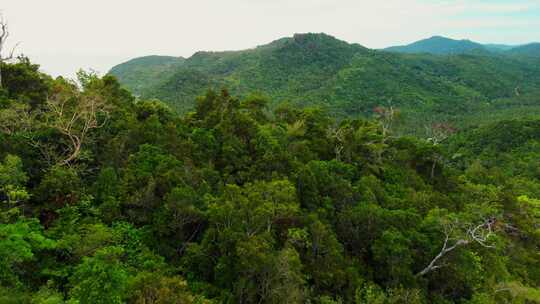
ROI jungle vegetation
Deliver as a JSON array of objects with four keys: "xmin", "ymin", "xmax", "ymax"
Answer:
[{"xmin": 1, "ymin": 56, "xmax": 539, "ymax": 303}]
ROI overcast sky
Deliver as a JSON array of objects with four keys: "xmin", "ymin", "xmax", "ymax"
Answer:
[{"xmin": 2, "ymin": 0, "xmax": 539, "ymax": 78}]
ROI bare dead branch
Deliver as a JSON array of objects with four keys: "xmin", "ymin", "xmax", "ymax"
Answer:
[
  {"xmin": 417, "ymin": 217, "xmax": 497, "ymax": 277},
  {"xmin": 373, "ymin": 104, "xmax": 398, "ymax": 139},
  {"xmin": 6, "ymin": 41, "xmax": 19, "ymax": 60},
  {"xmin": 44, "ymin": 87, "xmax": 110, "ymax": 165},
  {"xmin": 425, "ymin": 122, "xmax": 456, "ymax": 146},
  {"xmin": 327, "ymin": 126, "xmax": 345, "ymax": 161},
  {"xmin": 0, "ymin": 13, "xmax": 16, "ymax": 87}
]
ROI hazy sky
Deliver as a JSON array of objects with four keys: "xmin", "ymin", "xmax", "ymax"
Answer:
[{"xmin": 2, "ymin": 0, "xmax": 539, "ymax": 78}]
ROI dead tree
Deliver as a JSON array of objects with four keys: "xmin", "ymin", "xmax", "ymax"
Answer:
[
  {"xmin": 0, "ymin": 75, "xmax": 110, "ymax": 166},
  {"xmin": 373, "ymin": 105, "xmax": 398, "ymax": 139},
  {"xmin": 425, "ymin": 122, "xmax": 456, "ymax": 146},
  {"xmin": 0, "ymin": 14, "xmax": 18, "ymax": 88},
  {"xmin": 45, "ymin": 86, "xmax": 110, "ymax": 165},
  {"xmin": 417, "ymin": 217, "xmax": 497, "ymax": 277},
  {"xmin": 424, "ymin": 122, "xmax": 457, "ymax": 179},
  {"xmin": 327, "ymin": 126, "xmax": 345, "ymax": 161}
]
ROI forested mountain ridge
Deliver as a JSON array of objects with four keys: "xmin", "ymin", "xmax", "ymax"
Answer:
[
  {"xmin": 109, "ymin": 33, "xmax": 540, "ymax": 132},
  {"xmin": 384, "ymin": 36, "xmax": 487, "ymax": 54},
  {"xmin": 108, "ymin": 55, "xmax": 186, "ymax": 94},
  {"xmin": 507, "ymin": 43, "xmax": 540, "ymax": 57},
  {"xmin": 385, "ymin": 36, "xmax": 540, "ymax": 57},
  {"xmin": 1, "ymin": 58, "xmax": 540, "ymax": 303},
  {"xmin": 110, "ymin": 33, "xmax": 368, "ymax": 112}
]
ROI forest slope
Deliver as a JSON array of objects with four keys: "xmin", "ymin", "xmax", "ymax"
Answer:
[{"xmin": 110, "ymin": 33, "xmax": 540, "ymax": 132}]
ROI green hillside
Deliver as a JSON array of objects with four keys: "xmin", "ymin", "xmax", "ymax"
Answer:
[
  {"xmin": 483, "ymin": 43, "xmax": 517, "ymax": 52},
  {"xmin": 384, "ymin": 36, "xmax": 487, "ymax": 54},
  {"xmin": 507, "ymin": 43, "xmax": 540, "ymax": 57},
  {"xmin": 384, "ymin": 37, "xmax": 539, "ymax": 57},
  {"xmin": 109, "ymin": 55, "xmax": 185, "ymax": 94},
  {"xmin": 109, "ymin": 33, "xmax": 540, "ymax": 133}
]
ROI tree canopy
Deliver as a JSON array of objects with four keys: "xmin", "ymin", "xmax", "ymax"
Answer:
[{"xmin": 1, "ymin": 56, "xmax": 539, "ymax": 303}]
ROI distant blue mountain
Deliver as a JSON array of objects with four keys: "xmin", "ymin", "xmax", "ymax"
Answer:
[
  {"xmin": 507, "ymin": 43, "xmax": 540, "ymax": 57},
  {"xmin": 385, "ymin": 36, "xmax": 540, "ymax": 58},
  {"xmin": 483, "ymin": 44, "xmax": 516, "ymax": 52},
  {"xmin": 385, "ymin": 36, "xmax": 487, "ymax": 55}
]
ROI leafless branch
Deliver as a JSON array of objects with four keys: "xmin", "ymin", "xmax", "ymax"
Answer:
[
  {"xmin": 0, "ymin": 13, "xmax": 20, "ymax": 87},
  {"xmin": 7, "ymin": 41, "xmax": 19, "ymax": 60},
  {"xmin": 468, "ymin": 217, "xmax": 496, "ymax": 248},
  {"xmin": 417, "ymin": 217, "xmax": 497, "ymax": 277},
  {"xmin": 327, "ymin": 126, "xmax": 345, "ymax": 161},
  {"xmin": 45, "ymin": 88, "xmax": 110, "ymax": 165},
  {"xmin": 425, "ymin": 122, "xmax": 456, "ymax": 146},
  {"xmin": 373, "ymin": 104, "xmax": 398, "ymax": 139}
]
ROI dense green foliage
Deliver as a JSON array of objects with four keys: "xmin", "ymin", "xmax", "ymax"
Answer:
[
  {"xmin": 109, "ymin": 33, "xmax": 540, "ymax": 134},
  {"xmin": 109, "ymin": 56, "xmax": 186, "ymax": 95},
  {"xmin": 1, "ymin": 58, "xmax": 539, "ymax": 303}
]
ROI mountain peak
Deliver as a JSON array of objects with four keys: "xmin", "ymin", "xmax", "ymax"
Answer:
[
  {"xmin": 255, "ymin": 32, "xmax": 367, "ymax": 58},
  {"xmin": 385, "ymin": 36, "xmax": 485, "ymax": 55},
  {"xmin": 292, "ymin": 32, "xmax": 336, "ymax": 41},
  {"xmin": 267, "ymin": 33, "xmax": 348, "ymax": 46},
  {"xmin": 428, "ymin": 35, "xmax": 450, "ymax": 40}
]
